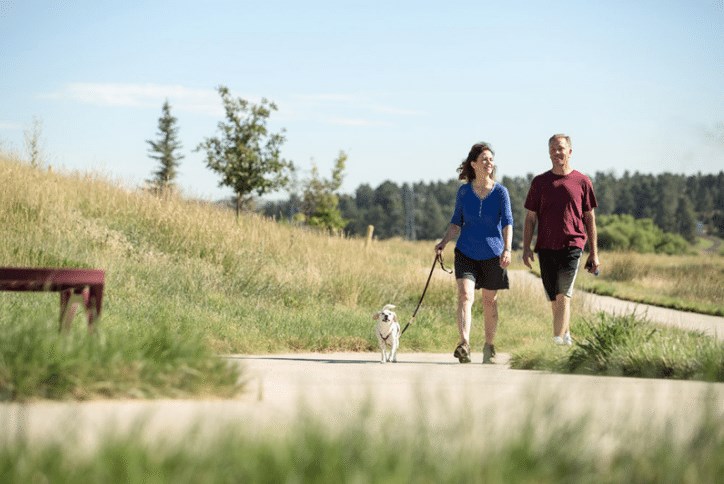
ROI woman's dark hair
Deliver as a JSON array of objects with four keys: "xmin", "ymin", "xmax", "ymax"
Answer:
[{"xmin": 457, "ymin": 142, "xmax": 495, "ymax": 182}]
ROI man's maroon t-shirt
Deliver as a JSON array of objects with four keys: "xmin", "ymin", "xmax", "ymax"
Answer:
[{"xmin": 524, "ymin": 170, "xmax": 598, "ymax": 251}]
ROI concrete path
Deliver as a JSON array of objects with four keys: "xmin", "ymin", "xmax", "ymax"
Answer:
[{"xmin": 1, "ymin": 352, "xmax": 722, "ymax": 451}]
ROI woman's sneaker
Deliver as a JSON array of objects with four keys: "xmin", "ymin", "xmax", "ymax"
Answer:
[
  {"xmin": 453, "ymin": 343, "xmax": 471, "ymax": 363},
  {"xmin": 482, "ymin": 343, "xmax": 496, "ymax": 364}
]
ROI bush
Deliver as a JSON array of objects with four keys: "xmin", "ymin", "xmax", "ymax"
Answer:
[
  {"xmin": 655, "ymin": 233, "xmax": 690, "ymax": 255},
  {"xmin": 597, "ymin": 215, "xmax": 691, "ymax": 254}
]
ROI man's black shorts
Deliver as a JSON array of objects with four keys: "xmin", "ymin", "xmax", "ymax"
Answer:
[
  {"xmin": 454, "ymin": 248, "xmax": 509, "ymax": 291},
  {"xmin": 538, "ymin": 247, "xmax": 582, "ymax": 301}
]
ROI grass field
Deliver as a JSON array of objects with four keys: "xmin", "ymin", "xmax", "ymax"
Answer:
[
  {"xmin": 1, "ymin": 154, "xmax": 723, "ymax": 403},
  {"xmin": 574, "ymin": 251, "xmax": 724, "ymax": 316},
  {"xmin": 2, "ymin": 155, "xmax": 723, "ymax": 482}
]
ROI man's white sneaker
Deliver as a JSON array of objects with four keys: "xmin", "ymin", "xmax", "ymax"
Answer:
[
  {"xmin": 563, "ymin": 332, "xmax": 573, "ymax": 346},
  {"xmin": 553, "ymin": 336, "xmax": 565, "ymax": 345}
]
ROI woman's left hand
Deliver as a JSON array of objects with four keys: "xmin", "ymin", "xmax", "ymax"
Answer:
[{"xmin": 499, "ymin": 249, "xmax": 511, "ymax": 268}]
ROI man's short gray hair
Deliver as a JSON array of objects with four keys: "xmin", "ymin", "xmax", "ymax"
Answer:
[{"xmin": 548, "ymin": 133, "xmax": 572, "ymax": 149}]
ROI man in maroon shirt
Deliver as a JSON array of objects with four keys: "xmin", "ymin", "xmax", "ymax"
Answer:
[{"xmin": 522, "ymin": 134, "xmax": 600, "ymax": 345}]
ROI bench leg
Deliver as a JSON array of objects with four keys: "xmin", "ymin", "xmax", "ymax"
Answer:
[
  {"xmin": 60, "ymin": 287, "xmax": 91, "ymax": 332},
  {"xmin": 86, "ymin": 293, "xmax": 99, "ymax": 333}
]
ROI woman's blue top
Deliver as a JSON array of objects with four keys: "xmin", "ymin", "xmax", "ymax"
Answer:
[{"xmin": 450, "ymin": 182, "xmax": 513, "ymax": 260}]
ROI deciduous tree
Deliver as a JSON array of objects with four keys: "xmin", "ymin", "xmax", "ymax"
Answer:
[
  {"xmin": 197, "ymin": 86, "xmax": 293, "ymax": 217},
  {"xmin": 300, "ymin": 151, "xmax": 348, "ymax": 233}
]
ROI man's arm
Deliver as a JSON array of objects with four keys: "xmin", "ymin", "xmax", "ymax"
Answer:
[
  {"xmin": 522, "ymin": 210, "xmax": 537, "ymax": 269},
  {"xmin": 583, "ymin": 209, "xmax": 600, "ymax": 273}
]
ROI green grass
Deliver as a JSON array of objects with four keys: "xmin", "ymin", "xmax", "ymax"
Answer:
[
  {"xmin": 511, "ymin": 312, "xmax": 724, "ymax": 381},
  {"xmin": 1, "ymin": 396, "xmax": 721, "ymax": 483},
  {"xmin": 0, "ymin": 309, "xmax": 241, "ymax": 401},
  {"xmin": 1, "ymin": 154, "xmax": 723, "ymax": 402}
]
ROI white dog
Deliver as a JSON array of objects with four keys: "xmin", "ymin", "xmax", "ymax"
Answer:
[{"xmin": 373, "ymin": 304, "xmax": 400, "ymax": 363}]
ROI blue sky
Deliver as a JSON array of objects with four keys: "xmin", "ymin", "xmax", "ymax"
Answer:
[{"xmin": 1, "ymin": 0, "xmax": 722, "ymax": 200}]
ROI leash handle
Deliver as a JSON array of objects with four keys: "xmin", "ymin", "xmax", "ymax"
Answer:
[
  {"xmin": 436, "ymin": 252, "xmax": 453, "ymax": 275},
  {"xmin": 400, "ymin": 253, "xmax": 451, "ymax": 336}
]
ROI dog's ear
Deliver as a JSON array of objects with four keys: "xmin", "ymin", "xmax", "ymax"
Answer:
[
  {"xmin": 372, "ymin": 312, "xmax": 380, "ymax": 320},
  {"xmin": 382, "ymin": 304, "xmax": 396, "ymax": 312}
]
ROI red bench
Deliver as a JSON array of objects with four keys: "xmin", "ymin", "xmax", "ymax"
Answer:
[{"xmin": 0, "ymin": 267, "xmax": 105, "ymax": 331}]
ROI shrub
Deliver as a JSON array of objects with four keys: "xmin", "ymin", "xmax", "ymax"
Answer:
[{"xmin": 597, "ymin": 214, "xmax": 691, "ymax": 254}]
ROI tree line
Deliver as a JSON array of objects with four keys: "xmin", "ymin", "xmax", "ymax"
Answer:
[
  {"xmin": 263, "ymin": 171, "xmax": 723, "ymax": 249},
  {"xmin": 144, "ymin": 88, "xmax": 722, "ymax": 249}
]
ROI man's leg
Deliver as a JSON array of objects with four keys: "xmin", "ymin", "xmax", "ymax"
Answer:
[
  {"xmin": 551, "ymin": 293, "xmax": 571, "ymax": 337},
  {"xmin": 553, "ymin": 248, "xmax": 581, "ymax": 339}
]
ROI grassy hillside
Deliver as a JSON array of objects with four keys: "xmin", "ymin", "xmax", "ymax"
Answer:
[
  {"xmin": 1, "ymin": 155, "xmax": 722, "ymax": 400},
  {"xmin": 0, "ymin": 155, "xmax": 552, "ymax": 354}
]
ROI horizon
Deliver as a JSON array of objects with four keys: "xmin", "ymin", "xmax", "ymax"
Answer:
[{"xmin": 1, "ymin": 1, "xmax": 722, "ymax": 201}]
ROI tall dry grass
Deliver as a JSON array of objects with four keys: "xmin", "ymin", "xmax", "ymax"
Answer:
[
  {"xmin": 1, "ymin": 154, "xmax": 552, "ymax": 356},
  {"xmin": 575, "ymin": 251, "xmax": 724, "ymax": 315}
]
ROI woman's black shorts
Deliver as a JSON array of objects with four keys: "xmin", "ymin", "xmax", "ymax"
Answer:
[{"xmin": 454, "ymin": 248, "xmax": 509, "ymax": 290}]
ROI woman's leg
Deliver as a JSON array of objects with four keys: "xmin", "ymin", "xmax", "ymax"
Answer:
[
  {"xmin": 456, "ymin": 278, "xmax": 476, "ymax": 345},
  {"xmin": 481, "ymin": 289, "xmax": 498, "ymax": 345}
]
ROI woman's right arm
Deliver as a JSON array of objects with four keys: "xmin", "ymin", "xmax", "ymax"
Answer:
[{"xmin": 435, "ymin": 224, "xmax": 461, "ymax": 254}]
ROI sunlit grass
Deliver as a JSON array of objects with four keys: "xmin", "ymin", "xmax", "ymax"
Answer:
[
  {"xmin": 0, "ymin": 310, "xmax": 241, "ymax": 401},
  {"xmin": 575, "ymin": 251, "xmax": 724, "ymax": 315},
  {"xmin": 2, "ymin": 154, "xmax": 723, "ymax": 401},
  {"xmin": 511, "ymin": 312, "xmax": 724, "ymax": 382}
]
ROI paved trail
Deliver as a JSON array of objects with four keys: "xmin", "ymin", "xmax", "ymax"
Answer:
[
  {"xmin": 2, "ymin": 352, "xmax": 721, "ymax": 451},
  {"xmin": 1, "ymin": 273, "xmax": 722, "ymax": 450}
]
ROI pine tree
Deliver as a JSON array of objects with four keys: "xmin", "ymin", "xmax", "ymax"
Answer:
[
  {"xmin": 146, "ymin": 100, "xmax": 184, "ymax": 193},
  {"xmin": 675, "ymin": 195, "xmax": 698, "ymax": 243},
  {"xmin": 373, "ymin": 181, "xmax": 405, "ymax": 238},
  {"xmin": 415, "ymin": 189, "xmax": 446, "ymax": 240}
]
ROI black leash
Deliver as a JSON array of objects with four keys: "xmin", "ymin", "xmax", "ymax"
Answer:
[{"xmin": 400, "ymin": 252, "xmax": 453, "ymax": 336}]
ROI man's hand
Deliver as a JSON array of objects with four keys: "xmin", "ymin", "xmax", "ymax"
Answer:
[
  {"xmin": 585, "ymin": 255, "xmax": 600, "ymax": 274},
  {"xmin": 522, "ymin": 247, "xmax": 535, "ymax": 269},
  {"xmin": 522, "ymin": 210, "xmax": 537, "ymax": 270}
]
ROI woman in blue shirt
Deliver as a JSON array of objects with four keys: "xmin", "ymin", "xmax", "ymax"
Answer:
[{"xmin": 434, "ymin": 142, "xmax": 513, "ymax": 364}]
